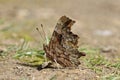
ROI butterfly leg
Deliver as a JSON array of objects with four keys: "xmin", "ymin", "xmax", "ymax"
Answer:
[{"xmin": 54, "ymin": 59, "xmax": 60, "ymax": 69}]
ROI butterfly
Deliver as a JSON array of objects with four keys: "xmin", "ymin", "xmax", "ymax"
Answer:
[{"xmin": 43, "ymin": 16, "xmax": 85, "ymax": 68}]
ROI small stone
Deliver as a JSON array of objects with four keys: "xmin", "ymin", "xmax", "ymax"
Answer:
[
  {"xmin": 26, "ymin": 73, "xmax": 31, "ymax": 76},
  {"xmin": 94, "ymin": 29, "xmax": 113, "ymax": 36},
  {"xmin": 100, "ymin": 46, "xmax": 117, "ymax": 53}
]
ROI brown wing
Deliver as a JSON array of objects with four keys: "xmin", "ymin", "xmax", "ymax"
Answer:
[{"xmin": 43, "ymin": 16, "xmax": 85, "ymax": 67}]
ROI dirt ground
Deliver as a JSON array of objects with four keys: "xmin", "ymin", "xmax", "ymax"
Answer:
[{"xmin": 0, "ymin": 0, "xmax": 120, "ymax": 80}]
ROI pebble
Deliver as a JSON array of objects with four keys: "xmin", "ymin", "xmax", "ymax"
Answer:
[{"xmin": 94, "ymin": 29, "xmax": 113, "ymax": 36}]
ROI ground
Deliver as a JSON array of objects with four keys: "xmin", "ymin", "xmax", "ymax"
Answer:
[{"xmin": 0, "ymin": 0, "xmax": 120, "ymax": 80}]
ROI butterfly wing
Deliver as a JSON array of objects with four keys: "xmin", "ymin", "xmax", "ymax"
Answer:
[{"xmin": 43, "ymin": 16, "xmax": 85, "ymax": 67}]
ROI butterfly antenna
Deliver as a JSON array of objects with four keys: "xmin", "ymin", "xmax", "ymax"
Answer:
[
  {"xmin": 36, "ymin": 26, "xmax": 47, "ymax": 62},
  {"xmin": 41, "ymin": 24, "xmax": 49, "ymax": 44},
  {"xmin": 36, "ymin": 27, "xmax": 45, "ymax": 42}
]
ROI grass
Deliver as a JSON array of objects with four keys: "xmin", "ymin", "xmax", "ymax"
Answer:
[
  {"xmin": 13, "ymin": 40, "xmax": 47, "ymax": 66},
  {"xmin": 79, "ymin": 45, "xmax": 120, "ymax": 80},
  {"xmin": 1, "ymin": 40, "xmax": 120, "ymax": 80},
  {"xmin": 13, "ymin": 26, "xmax": 50, "ymax": 65},
  {"xmin": 0, "ymin": 18, "xmax": 5, "ymax": 25},
  {"xmin": 0, "ymin": 29, "xmax": 117, "ymax": 80},
  {"xmin": 0, "ymin": 50, "xmax": 7, "ymax": 59},
  {"xmin": 50, "ymin": 75, "xmax": 57, "ymax": 80},
  {"xmin": 1, "ymin": 43, "xmax": 120, "ymax": 80},
  {"xmin": 101, "ymin": 74, "xmax": 120, "ymax": 80}
]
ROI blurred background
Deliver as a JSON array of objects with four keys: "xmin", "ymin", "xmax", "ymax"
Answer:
[{"xmin": 0, "ymin": 0, "xmax": 120, "ymax": 57}]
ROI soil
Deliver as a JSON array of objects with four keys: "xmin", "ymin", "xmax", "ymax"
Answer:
[{"xmin": 0, "ymin": 0, "xmax": 120, "ymax": 80}]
